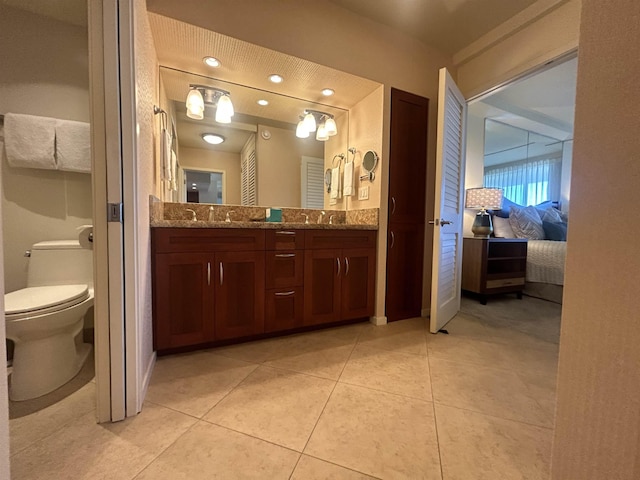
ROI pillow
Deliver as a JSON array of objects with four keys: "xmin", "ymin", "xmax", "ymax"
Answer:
[
  {"xmin": 492, "ymin": 215, "xmax": 516, "ymax": 238},
  {"xmin": 509, "ymin": 206, "xmax": 545, "ymax": 239},
  {"xmin": 543, "ymin": 221, "xmax": 568, "ymax": 241},
  {"xmin": 541, "ymin": 207, "xmax": 563, "ymax": 223},
  {"xmin": 491, "ymin": 196, "xmax": 520, "ymax": 218}
]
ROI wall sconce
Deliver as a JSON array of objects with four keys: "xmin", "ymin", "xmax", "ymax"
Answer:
[
  {"xmin": 296, "ymin": 110, "xmax": 337, "ymax": 141},
  {"xmin": 465, "ymin": 187, "xmax": 503, "ymax": 237},
  {"xmin": 185, "ymin": 84, "xmax": 234, "ymax": 124}
]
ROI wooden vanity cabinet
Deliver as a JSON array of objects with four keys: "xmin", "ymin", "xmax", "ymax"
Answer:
[
  {"xmin": 304, "ymin": 231, "xmax": 376, "ymax": 326},
  {"xmin": 152, "ymin": 228, "xmax": 265, "ymax": 351}
]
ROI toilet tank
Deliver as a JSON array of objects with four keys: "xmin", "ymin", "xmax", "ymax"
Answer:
[{"xmin": 27, "ymin": 240, "xmax": 94, "ymax": 288}]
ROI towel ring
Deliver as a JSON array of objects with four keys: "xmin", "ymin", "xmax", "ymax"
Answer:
[{"xmin": 332, "ymin": 153, "xmax": 345, "ymax": 168}]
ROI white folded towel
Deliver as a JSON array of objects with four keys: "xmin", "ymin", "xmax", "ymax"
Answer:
[
  {"xmin": 343, "ymin": 161, "xmax": 354, "ymax": 196},
  {"xmin": 55, "ymin": 119, "xmax": 91, "ymax": 173},
  {"xmin": 330, "ymin": 166, "xmax": 341, "ymax": 199},
  {"xmin": 4, "ymin": 113, "xmax": 57, "ymax": 170},
  {"xmin": 161, "ymin": 128, "xmax": 172, "ymax": 182}
]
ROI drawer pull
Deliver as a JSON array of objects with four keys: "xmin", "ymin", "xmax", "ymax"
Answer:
[
  {"xmin": 275, "ymin": 291, "xmax": 295, "ymax": 297},
  {"xmin": 276, "ymin": 231, "xmax": 296, "ymax": 235},
  {"xmin": 336, "ymin": 257, "xmax": 341, "ymax": 276},
  {"xmin": 207, "ymin": 262, "xmax": 211, "ymax": 286},
  {"xmin": 220, "ymin": 262, "xmax": 224, "ymax": 286},
  {"xmin": 275, "ymin": 253, "xmax": 295, "ymax": 258},
  {"xmin": 344, "ymin": 257, "xmax": 350, "ymax": 276}
]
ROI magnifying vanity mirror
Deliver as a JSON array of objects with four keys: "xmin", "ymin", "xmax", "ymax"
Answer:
[{"xmin": 361, "ymin": 150, "xmax": 379, "ymax": 181}]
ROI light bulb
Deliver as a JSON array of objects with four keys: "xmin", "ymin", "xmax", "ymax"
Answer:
[
  {"xmin": 316, "ymin": 123, "xmax": 329, "ymax": 141},
  {"xmin": 296, "ymin": 119, "xmax": 309, "ymax": 138},
  {"xmin": 186, "ymin": 88, "xmax": 204, "ymax": 120},
  {"xmin": 324, "ymin": 117, "xmax": 337, "ymax": 136},
  {"xmin": 215, "ymin": 94, "xmax": 234, "ymax": 124},
  {"xmin": 303, "ymin": 112, "xmax": 317, "ymax": 132}
]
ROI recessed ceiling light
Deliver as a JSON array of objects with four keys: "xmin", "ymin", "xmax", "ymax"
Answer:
[
  {"xmin": 269, "ymin": 74, "xmax": 283, "ymax": 84},
  {"xmin": 192, "ymin": 183, "xmax": 197, "ymax": 186},
  {"xmin": 203, "ymin": 56, "xmax": 220, "ymax": 67},
  {"xmin": 321, "ymin": 88, "xmax": 335, "ymax": 96},
  {"xmin": 257, "ymin": 99, "xmax": 269, "ymax": 106},
  {"xmin": 191, "ymin": 186, "xmax": 197, "ymax": 190},
  {"xmin": 201, "ymin": 133, "xmax": 225, "ymax": 145}
]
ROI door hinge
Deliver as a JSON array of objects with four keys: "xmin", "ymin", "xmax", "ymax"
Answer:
[{"xmin": 107, "ymin": 202, "xmax": 123, "ymax": 223}]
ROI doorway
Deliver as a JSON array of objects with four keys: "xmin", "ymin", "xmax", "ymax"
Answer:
[{"xmin": 185, "ymin": 169, "xmax": 225, "ymax": 204}]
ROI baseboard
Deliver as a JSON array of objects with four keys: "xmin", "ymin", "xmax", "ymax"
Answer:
[
  {"xmin": 421, "ymin": 308, "xmax": 430, "ymax": 318},
  {"xmin": 370, "ymin": 315, "xmax": 387, "ymax": 326}
]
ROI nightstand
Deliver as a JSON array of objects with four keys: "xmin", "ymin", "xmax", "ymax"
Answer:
[{"xmin": 461, "ymin": 237, "xmax": 527, "ymax": 304}]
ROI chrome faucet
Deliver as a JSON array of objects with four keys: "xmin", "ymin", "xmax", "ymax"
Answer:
[
  {"xmin": 208, "ymin": 206, "xmax": 215, "ymax": 222},
  {"xmin": 329, "ymin": 214, "xmax": 335, "ymax": 225},
  {"xmin": 317, "ymin": 211, "xmax": 326, "ymax": 224},
  {"xmin": 225, "ymin": 210, "xmax": 234, "ymax": 223},
  {"xmin": 185, "ymin": 208, "xmax": 197, "ymax": 221},
  {"xmin": 301, "ymin": 213, "xmax": 309, "ymax": 224}
]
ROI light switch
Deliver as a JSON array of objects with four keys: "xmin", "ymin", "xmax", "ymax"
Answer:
[{"xmin": 358, "ymin": 186, "xmax": 369, "ymax": 200}]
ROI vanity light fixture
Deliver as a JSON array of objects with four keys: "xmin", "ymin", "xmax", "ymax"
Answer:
[
  {"xmin": 296, "ymin": 116, "xmax": 310, "ymax": 138},
  {"xmin": 321, "ymin": 88, "xmax": 335, "ymax": 96},
  {"xmin": 203, "ymin": 56, "xmax": 221, "ymax": 68},
  {"xmin": 298, "ymin": 110, "xmax": 337, "ymax": 141},
  {"xmin": 303, "ymin": 111, "xmax": 317, "ymax": 132},
  {"xmin": 185, "ymin": 84, "xmax": 235, "ymax": 124},
  {"xmin": 324, "ymin": 117, "xmax": 338, "ymax": 136},
  {"xmin": 316, "ymin": 123, "xmax": 329, "ymax": 141},
  {"xmin": 201, "ymin": 133, "xmax": 225, "ymax": 145},
  {"xmin": 257, "ymin": 99, "xmax": 269, "ymax": 106},
  {"xmin": 268, "ymin": 74, "xmax": 284, "ymax": 84}
]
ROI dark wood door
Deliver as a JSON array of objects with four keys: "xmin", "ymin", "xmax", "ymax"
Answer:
[
  {"xmin": 341, "ymin": 248, "xmax": 376, "ymax": 320},
  {"xmin": 386, "ymin": 88, "xmax": 429, "ymax": 322},
  {"xmin": 214, "ymin": 250, "xmax": 265, "ymax": 340},
  {"xmin": 153, "ymin": 253, "xmax": 214, "ymax": 350},
  {"xmin": 303, "ymin": 249, "xmax": 341, "ymax": 326}
]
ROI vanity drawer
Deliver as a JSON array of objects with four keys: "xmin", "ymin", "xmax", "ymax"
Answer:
[
  {"xmin": 153, "ymin": 228, "xmax": 265, "ymax": 253},
  {"xmin": 305, "ymin": 230, "xmax": 376, "ymax": 250},
  {"xmin": 265, "ymin": 287, "xmax": 304, "ymax": 333},
  {"xmin": 266, "ymin": 250, "xmax": 304, "ymax": 288},
  {"xmin": 266, "ymin": 230, "xmax": 305, "ymax": 250}
]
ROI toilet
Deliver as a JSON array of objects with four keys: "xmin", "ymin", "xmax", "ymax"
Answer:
[{"xmin": 5, "ymin": 240, "xmax": 93, "ymax": 401}]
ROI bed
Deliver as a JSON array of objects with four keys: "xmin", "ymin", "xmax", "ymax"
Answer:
[{"xmin": 524, "ymin": 240, "xmax": 566, "ymax": 303}]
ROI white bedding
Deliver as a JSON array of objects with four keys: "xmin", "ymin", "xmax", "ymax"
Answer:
[{"xmin": 526, "ymin": 240, "xmax": 567, "ymax": 286}]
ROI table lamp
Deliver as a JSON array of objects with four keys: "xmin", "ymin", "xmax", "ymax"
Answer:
[{"xmin": 465, "ymin": 187, "xmax": 503, "ymax": 238}]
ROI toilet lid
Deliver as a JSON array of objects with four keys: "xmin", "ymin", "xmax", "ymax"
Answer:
[{"xmin": 5, "ymin": 285, "xmax": 89, "ymax": 315}]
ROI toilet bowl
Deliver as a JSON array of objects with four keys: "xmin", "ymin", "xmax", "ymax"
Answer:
[{"xmin": 4, "ymin": 240, "xmax": 94, "ymax": 401}]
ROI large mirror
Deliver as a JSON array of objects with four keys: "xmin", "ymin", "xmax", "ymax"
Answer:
[{"xmin": 160, "ymin": 67, "xmax": 349, "ymax": 209}]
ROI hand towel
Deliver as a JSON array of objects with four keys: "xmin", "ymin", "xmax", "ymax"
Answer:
[
  {"xmin": 330, "ymin": 166, "xmax": 341, "ymax": 199},
  {"xmin": 56, "ymin": 119, "xmax": 91, "ymax": 173},
  {"xmin": 161, "ymin": 128, "xmax": 172, "ymax": 182},
  {"xmin": 4, "ymin": 113, "xmax": 57, "ymax": 170},
  {"xmin": 343, "ymin": 161, "xmax": 354, "ymax": 196}
]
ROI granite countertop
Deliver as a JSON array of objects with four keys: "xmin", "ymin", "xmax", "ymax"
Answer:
[{"xmin": 150, "ymin": 220, "xmax": 378, "ymax": 230}]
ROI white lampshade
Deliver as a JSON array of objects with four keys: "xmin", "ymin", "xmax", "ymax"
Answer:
[
  {"xmin": 465, "ymin": 187, "xmax": 503, "ymax": 210},
  {"xmin": 316, "ymin": 123, "xmax": 329, "ymax": 141},
  {"xmin": 324, "ymin": 117, "xmax": 337, "ymax": 136},
  {"xmin": 186, "ymin": 88, "xmax": 204, "ymax": 120},
  {"xmin": 296, "ymin": 119, "xmax": 309, "ymax": 138},
  {"xmin": 303, "ymin": 112, "xmax": 317, "ymax": 132},
  {"xmin": 215, "ymin": 94, "xmax": 234, "ymax": 123}
]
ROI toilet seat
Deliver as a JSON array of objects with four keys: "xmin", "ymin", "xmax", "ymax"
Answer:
[{"xmin": 5, "ymin": 284, "xmax": 90, "ymax": 320}]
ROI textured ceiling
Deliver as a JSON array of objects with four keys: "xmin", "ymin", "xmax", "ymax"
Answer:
[{"xmin": 327, "ymin": 0, "xmax": 541, "ymax": 55}]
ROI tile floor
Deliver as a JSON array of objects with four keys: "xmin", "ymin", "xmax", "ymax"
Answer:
[{"xmin": 9, "ymin": 295, "xmax": 561, "ymax": 479}]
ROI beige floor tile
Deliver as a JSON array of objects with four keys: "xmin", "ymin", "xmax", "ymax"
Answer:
[
  {"xmin": 305, "ymin": 383, "xmax": 441, "ymax": 479},
  {"xmin": 517, "ymin": 371, "xmax": 558, "ymax": 422},
  {"xmin": 498, "ymin": 342, "xmax": 559, "ymax": 377},
  {"xmin": 145, "ymin": 351, "xmax": 257, "ymax": 417},
  {"xmin": 212, "ymin": 335, "xmax": 291, "ymax": 364},
  {"xmin": 435, "ymin": 404, "xmax": 552, "ymax": 480},
  {"xmin": 134, "ymin": 422, "xmax": 299, "ymax": 480},
  {"xmin": 427, "ymin": 333, "xmax": 506, "ymax": 367},
  {"xmin": 358, "ymin": 317, "xmax": 428, "ymax": 356},
  {"xmin": 264, "ymin": 334, "xmax": 355, "ymax": 380},
  {"xmin": 430, "ymin": 358, "xmax": 552, "ymax": 427},
  {"xmin": 308, "ymin": 322, "xmax": 368, "ymax": 344},
  {"xmin": 203, "ymin": 366, "xmax": 335, "ymax": 451},
  {"xmin": 291, "ymin": 455, "xmax": 377, "ymax": 479},
  {"xmin": 340, "ymin": 344, "xmax": 432, "ymax": 401},
  {"xmin": 10, "ymin": 382, "xmax": 95, "ymax": 455},
  {"xmin": 10, "ymin": 402, "xmax": 197, "ymax": 480}
]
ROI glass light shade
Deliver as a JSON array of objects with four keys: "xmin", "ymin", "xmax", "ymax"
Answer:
[
  {"xmin": 216, "ymin": 94, "xmax": 234, "ymax": 117},
  {"xmin": 324, "ymin": 117, "xmax": 337, "ymax": 136},
  {"xmin": 186, "ymin": 88, "xmax": 204, "ymax": 120},
  {"xmin": 303, "ymin": 112, "xmax": 317, "ymax": 132},
  {"xmin": 316, "ymin": 123, "xmax": 329, "ymax": 141},
  {"xmin": 296, "ymin": 120, "xmax": 309, "ymax": 138}
]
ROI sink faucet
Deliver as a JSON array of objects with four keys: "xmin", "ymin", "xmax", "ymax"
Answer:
[
  {"xmin": 185, "ymin": 208, "xmax": 197, "ymax": 221},
  {"xmin": 225, "ymin": 210, "xmax": 234, "ymax": 223},
  {"xmin": 301, "ymin": 213, "xmax": 309, "ymax": 224},
  {"xmin": 329, "ymin": 214, "xmax": 335, "ymax": 225},
  {"xmin": 317, "ymin": 211, "xmax": 326, "ymax": 224}
]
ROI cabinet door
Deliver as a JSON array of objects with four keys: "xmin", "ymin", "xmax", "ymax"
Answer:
[
  {"xmin": 153, "ymin": 253, "xmax": 214, "ymax": 350},
  {"xmin": 385, "ymin": 222, "xmax": 425, "ymax": 322},
  {"xmin": 341, "ymin": 248, "xmax": 376, "ymax": 320},
  {"xmin": 303, "ymin": 249, "xmax": 341, "ymax": 326},
  {"xmin": 214, "ymin": 251, "xmax": 265, "ymax": 340}
]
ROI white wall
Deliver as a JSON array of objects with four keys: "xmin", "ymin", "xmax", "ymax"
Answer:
[
  {"xmin": 559, "ymin": 140, "xmax": 572, "ymax": 212},
  {"xmin": 0, "ymin": 5, "xmax": 92, "ymax": 293},
  {"xmin": 463, "ymin": 109, "xmax": 486, "ymax": 236},
  {"xmin": 0, "ymin": 197, "xmax": 9, "ymax": 480}
]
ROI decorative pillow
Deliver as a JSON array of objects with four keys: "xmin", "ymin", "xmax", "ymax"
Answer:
[
  {"xmin": 509, "ymin": 206, "xmax": 545, "ymax": 239},
  {"xmin": 543, "ymin": 221, "xmax": 568, "ymax": 241},
  {"xmin": 491, "ymin": 196, "xmax": 520, "ymax": 218},
  {"xmin": 541, "ymin": 207, "xmax": 563, "ymax": 223},
  {"xmin": 492, "ymin": 215, "xmax": 516, "ymax": 238}
]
